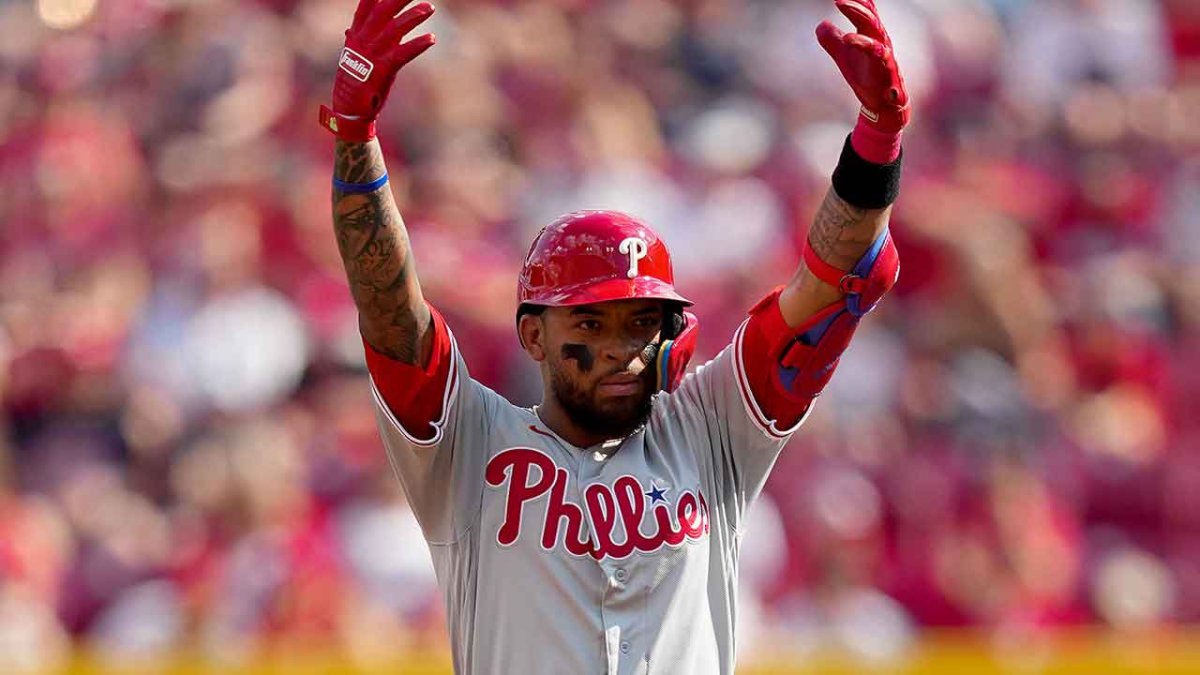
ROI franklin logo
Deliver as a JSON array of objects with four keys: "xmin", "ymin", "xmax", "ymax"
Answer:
[{"xmin": 339, "ymin": 48, "xmax": 374, "ymax": 82}]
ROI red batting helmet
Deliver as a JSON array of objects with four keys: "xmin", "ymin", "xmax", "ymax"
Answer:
[{"xmin": 517, "ymin": 210, "xmax": 692, "ymax": 310}]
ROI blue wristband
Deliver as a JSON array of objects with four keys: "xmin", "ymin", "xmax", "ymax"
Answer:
[{"xmin": 333, "ymin": 173, "xmax": 388, "ymax": 194}]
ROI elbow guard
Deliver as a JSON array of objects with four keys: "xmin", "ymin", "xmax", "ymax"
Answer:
[{"xmin": 753, "ymin": 229, "xmax": 899, "ymax": 404}]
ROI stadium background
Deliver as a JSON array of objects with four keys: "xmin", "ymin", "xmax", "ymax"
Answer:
[{"xmin": 2, "ymin": 0, "xmax": 1199, "ymax": 671}]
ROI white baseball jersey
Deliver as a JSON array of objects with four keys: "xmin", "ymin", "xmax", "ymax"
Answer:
[{"xmin": 363, "ymin": 294, "xmax": 811, "ymax": 674}]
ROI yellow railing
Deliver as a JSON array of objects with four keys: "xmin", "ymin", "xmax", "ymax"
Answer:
[{"xmin": 50, "ymin": 629, "xmax": 1200, "ymax": 674}]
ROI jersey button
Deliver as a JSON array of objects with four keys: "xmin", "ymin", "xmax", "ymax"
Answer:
[
  {"xmin": 614, "ymin": 568, "xmax": 627, "ymax": 583},
  {"xmin": 620, "ymin": 641, "xmax": 631, "ymax": 654}
]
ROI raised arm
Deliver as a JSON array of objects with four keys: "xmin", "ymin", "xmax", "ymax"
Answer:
[
  {"xmin": 321, "ymin": 0, "xmax": 436, "ymax": 365},
  {"xmin": 332, "ymin": 139, "xmax": 431, "ymax": 364},
  {"xmin": 726, "ymin": 0, "xmax": 908, "ymax": 432},
  {"xmin": 779, "ymin": 0, "xmax": 909, "ymax": 327}
]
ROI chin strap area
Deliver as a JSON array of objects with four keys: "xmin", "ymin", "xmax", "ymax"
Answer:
[
  {"xmin": 654, "ymin": 310, "xmax": 699, "ymax": 392},
  {"xmin": 757, "ymin": 229, "xmax": 899, "ymax": 404}
]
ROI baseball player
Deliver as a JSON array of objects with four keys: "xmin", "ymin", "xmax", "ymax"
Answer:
[{"xmin": 319, "ymin": 0, "xmax": 908, "ymax": 672}]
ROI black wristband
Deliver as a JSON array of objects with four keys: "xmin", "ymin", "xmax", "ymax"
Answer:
[{"xmin": 831, "ymin": 135, "xmax": 902, "ymax": 210}]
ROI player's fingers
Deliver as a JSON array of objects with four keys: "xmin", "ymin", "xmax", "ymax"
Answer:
[
  {"xmin": 389, "ymin": 2, "xmax": 435, "ymax": 39},
  {"xmin": 815, "ymin": 20, "xmax": 846, "ymax": 59},
  {"xmin": 350, "ymin": 0, "xmax": 378, "ymax": 32},
  {"xmin": 834, "ymin": 0, "xmax": 886, "ymax": 43},
  {"xmin": 364, "ymin": 0, "xmax": 418, "ymax": 37},
  {"xmin": 845, "ymin": 32, "xmax": 885, "ymax": 58},
  {"xmin": 388, "ymin": 33, "xmax": 436, "ymax": 68}
]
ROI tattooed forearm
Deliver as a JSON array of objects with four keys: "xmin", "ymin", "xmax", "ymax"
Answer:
[
  {"xmin": 332, "ymin": 139, "xmax": 432, "ymax": 364},
  {"xmin": 335, "ymin": 140, "xmax": 385, "ymax": 184},
  {"xmin": 805, "ymin": 189, "xmax": 888, "ymax": 270},
  {"xmin": 778, "ymin": 187, "xmax": 892, "ymax": 327}
]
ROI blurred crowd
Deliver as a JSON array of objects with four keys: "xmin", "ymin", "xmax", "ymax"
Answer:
[{"xmin": 2, "ymin": 0, "xmax": 1199, "ymax": 668}]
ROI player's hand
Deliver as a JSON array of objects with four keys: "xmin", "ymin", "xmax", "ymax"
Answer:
[
  {"xmin": 319, "ymin": 0, "xmax": 436, "ymax": 141},
  {"xmin": 816, "ymin": 0, "xmax": 909, "ymax": 133}
]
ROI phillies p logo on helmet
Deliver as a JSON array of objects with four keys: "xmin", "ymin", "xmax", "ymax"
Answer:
[
  {"xmin": 516, "ymin": 210, "xmax": 690, "ymax": 309},
  {"xmin": 619, "ymin": 237, "xmax": 649, "ymax": 279}
]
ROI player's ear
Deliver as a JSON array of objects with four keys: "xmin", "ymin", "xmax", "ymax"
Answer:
[{"xmin": 518, "ymin": 313, "xmax": 547, "ymax": 361}]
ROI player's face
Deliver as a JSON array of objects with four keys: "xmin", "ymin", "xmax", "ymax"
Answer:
[{"xmin": 540, "ymin": 299, "xmax": 665, "ymax": 439}]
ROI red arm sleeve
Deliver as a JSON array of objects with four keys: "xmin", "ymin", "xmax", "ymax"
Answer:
[{"xmin": 362, "ymin": 303, "xmax": 455, "ymax": 443}]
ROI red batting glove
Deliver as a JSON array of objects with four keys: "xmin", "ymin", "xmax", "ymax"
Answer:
[
  {"xmin": 816, "ymin": 0, "xmax": 910, "ymax": 163},
  {"xmin": 319, "ymin": 0, "xmax": 436, "ymax": 142}
]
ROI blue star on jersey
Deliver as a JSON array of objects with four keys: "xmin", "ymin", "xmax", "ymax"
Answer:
[{"xmin": 645, "ymin": 482, "xmax": 671, "ymax": 505}]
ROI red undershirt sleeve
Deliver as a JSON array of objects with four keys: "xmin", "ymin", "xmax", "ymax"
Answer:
[{"xmin": 361, "ymin": 303, "xmax": 454, "ymax": 443}]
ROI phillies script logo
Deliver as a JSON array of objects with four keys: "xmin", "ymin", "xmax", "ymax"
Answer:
[
  {"xmin": 338, "ymin": 48, "xmax": 374, "ymax": 82},
  {"xmin": 485, "ymin": 448, "xmax": 710, "ymax": 559}
]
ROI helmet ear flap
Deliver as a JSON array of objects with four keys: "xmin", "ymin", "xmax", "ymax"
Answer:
[
  {"xmin": 663, "ymin": 303, "xmax": 685, "ymax": 339},
  {"xmin": 655, "ymin": 310, "xmax": 699, "ymax": 392}
]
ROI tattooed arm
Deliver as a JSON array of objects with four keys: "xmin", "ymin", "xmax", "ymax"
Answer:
[
  {"xmin": 777, "ymin": 191, "xmax": 890, "ymax": 327},
  {"xmin": 332, "ymin": 139, "xmax": 433, "ymax": 365},
  {"xmin": 320, "ymin": 0, "xmax": 436, "ymax": 364}
]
